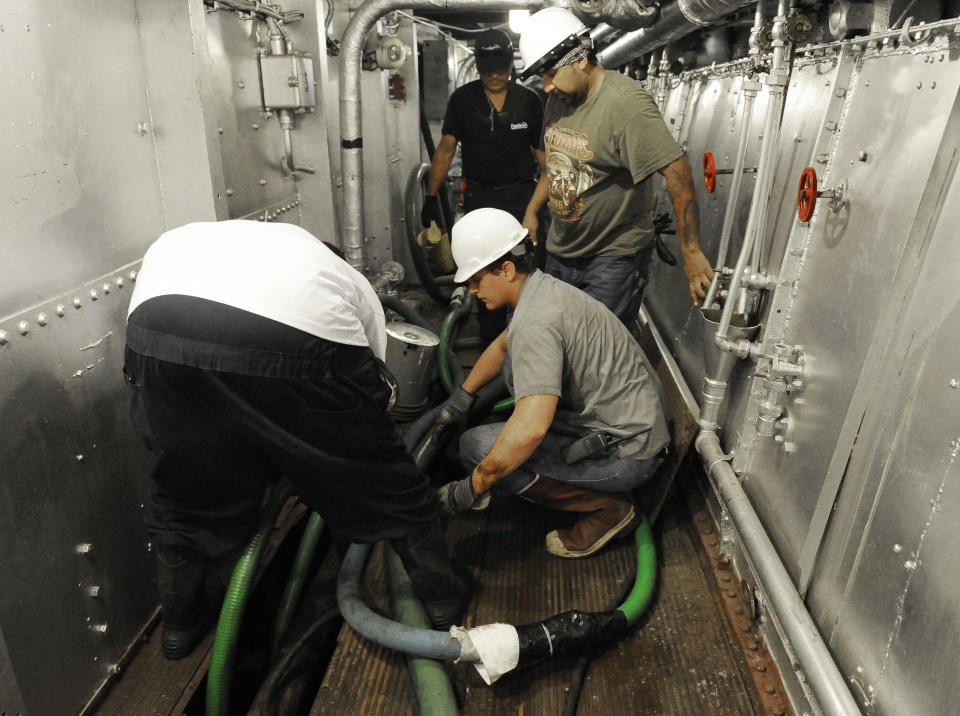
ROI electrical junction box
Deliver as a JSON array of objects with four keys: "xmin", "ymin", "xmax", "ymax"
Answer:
[{"xmin": 259, "ymin": 53, "xmax": 316, "ymax": 110}]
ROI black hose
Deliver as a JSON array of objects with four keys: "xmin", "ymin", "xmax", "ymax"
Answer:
[
  {"xmin": 404, "ymin": 165, "xmax": 452, "ymax": 306},
  {"xmin": 419, "ymin": 100, "xmax": 453, "ymax": 231},
  {"xmin": 251, "ymin": 608, "xmax": 343, "ymax": 715},
  {"xmin": 561, "ymin": 562, "xmax": 638, "ymax": 716}
]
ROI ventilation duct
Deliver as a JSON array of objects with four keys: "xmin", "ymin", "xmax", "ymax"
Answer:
[
  {"xmin": 596, "ymin": 0, "xmax": 759, "ymax": 66},
  {"xmin": 571, "ymin": 0, "xmax": 659, "ymax": 31}
]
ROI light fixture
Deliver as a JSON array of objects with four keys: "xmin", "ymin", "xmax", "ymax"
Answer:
[{"xmin": 508, "ymin": 10, "xmax": 530, "ymax": 35}]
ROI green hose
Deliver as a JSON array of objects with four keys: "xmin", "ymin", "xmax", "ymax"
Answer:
[
  {"xmin": 270, "ymin": 512, "xmax": 325, "ymax": 658},
  {"xmin": 205, "ymin": 483, "xmax": 294, "ymax": 716},
  {"xmin": 434, "ymin": 275, "xmax": 456, "ymax": 286},
  {"xmin": 438, "ymin": 296, "xmax": 473, "ymax": 395},
  {"xmin": 491, "ymin": 396, "xmax": 514, "ymax": 413},
  {"xmin": 616, "ymin": 513, "xmax": 657, "ymax": 625},
  {"xmin": 385, "ymin": 546, "xmax": 458, "ymax": 716},
  {"xmin": 453, "ymin": 336, "xmax": 483, "ymax": 350}
]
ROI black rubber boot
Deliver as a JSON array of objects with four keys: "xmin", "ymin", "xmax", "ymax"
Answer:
[
  {"xmin": 391, "ymin": 519, "xmax": 470, "ymax": 631},
  {"xmin": 155, "ymin": 544, "xmax": 209, "ymax": 660},
  {"xmin": 202, "ymin": 545, "xmax": 244, "ymax": 619}
]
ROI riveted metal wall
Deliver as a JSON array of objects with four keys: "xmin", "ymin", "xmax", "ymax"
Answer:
[
  {"xmin": 649, "ymin": 68, "xmax": 769, "ymax": 447},
  {"xmin": 0, "ymin": 1, "xmax": 227, "ymax": 712},
  {"xmin": 646, "ymin": 22, "xmax": 960, "ymax": 716}
]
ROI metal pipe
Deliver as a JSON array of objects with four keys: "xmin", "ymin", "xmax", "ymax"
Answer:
[
  {"xmin": 703, "ymin": 80, "xmax": 758, "ymax": 308},
  {"xmin": 589, "ymin": 22, "xmax": 622, "ymax": 44},
  {"xmin": 597, "ymin": 0, "xmax": 760, "ymax": 66},
  {"xmin": 714, "ymin": 0, "xmax": 790, "ymax": 346},
  {"xmin": 279, "ymin": 109, "xmax": 316, "ymax": 175},
  {"xmin": 694, "ymin": 432, "xmax": 861, "ymax": 715},
  {"xmin": 656, "ymin": 48, "xmax": 670, "ymax": 112},
  {"xmin": 339, "ymin": 0, "xmax": 545, "ymax": 272}
]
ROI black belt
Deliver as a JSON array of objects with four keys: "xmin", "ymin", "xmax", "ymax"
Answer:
[{"xmin": 465, "ymin": 178, "xmax": 530, "ymax": 190}]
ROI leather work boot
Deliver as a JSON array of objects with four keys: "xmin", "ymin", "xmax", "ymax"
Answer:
[
  {"xmin": 391, "ymin": 519, "xmax": 470, "ymax": 631},
  {"xmin": 517, "ymin": 475, "xmax": 641, "ymax": 558},
  {"xmin": 155, "ymin": 544, "xmax": 210, "ymax": 660}
]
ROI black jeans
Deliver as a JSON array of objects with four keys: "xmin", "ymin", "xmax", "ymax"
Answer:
[{"xmin": 124, "ymin": 298, "xmax": 439, "ymax": 557}]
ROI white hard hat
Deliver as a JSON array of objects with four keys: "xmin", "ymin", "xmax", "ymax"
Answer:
[
  {"xmin": 451, "ymin": 208, "xmax": 529, "ymax": 283},
  {"xmin": 518, "ymin": 7, "xmax": 591, "ymax": 80}
]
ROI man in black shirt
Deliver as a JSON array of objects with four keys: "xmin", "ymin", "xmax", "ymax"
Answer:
[{"xmin": 422, "ymin": 28, "xmax": 544, "ymax": 342}]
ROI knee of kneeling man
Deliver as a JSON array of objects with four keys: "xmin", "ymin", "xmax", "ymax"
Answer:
[{"xmin": 457, "ymin": 425, "xmax": 500, "ymax": 469}]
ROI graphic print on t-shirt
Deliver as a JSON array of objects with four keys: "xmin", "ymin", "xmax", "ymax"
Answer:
[{"xmin": 544, "ymin": 124, "xmax": 594, "ymax": 222}]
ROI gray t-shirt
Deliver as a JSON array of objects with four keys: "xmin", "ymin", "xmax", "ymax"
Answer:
[
  {"xmin": 507, "ymin": 270, "xmax": 670, "ymax": 459},
  {"xmin": 541, "ymin": 69, "xmax": 683, "ymax": 258}
]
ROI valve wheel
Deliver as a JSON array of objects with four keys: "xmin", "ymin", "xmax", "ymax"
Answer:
[
  {"xmin": 797, "ymin": 166, "xmax": 817, "ymax": 222},
  {"xmin": 703, "ymin": 152, "xmax": 717, "ymax": 193}
]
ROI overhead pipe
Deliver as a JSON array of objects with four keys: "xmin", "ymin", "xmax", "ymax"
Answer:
[
  {"xmin": 597, "ymin": 0, "xmax": 761, "ymax": 67},
  {"xmin": 339, "ymin": 0, "xmax": 547, "ymax": 272},
  {"xmin": 589, "ymin": 22, "xmax": 623, "ymax": 44}
]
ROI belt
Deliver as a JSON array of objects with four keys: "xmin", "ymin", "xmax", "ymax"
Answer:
[{"xmin": 466, "ymin": 178, "xmax": 530, "ymax": 190}]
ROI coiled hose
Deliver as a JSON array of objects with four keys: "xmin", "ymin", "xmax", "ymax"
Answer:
[{"xmin": 404, "ymin": 163, "xmax": 453, "ymax": 305}]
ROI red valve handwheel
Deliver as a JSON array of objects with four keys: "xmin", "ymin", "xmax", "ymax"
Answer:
[
  {"xmin": 797, "ymin": 166, "xmax": 817, "ymax": 222},
  {"xmin": 703, "ymin": 152, "xmax": 717, "ymax": 193}
]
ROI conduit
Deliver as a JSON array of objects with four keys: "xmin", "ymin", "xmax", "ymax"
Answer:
[
  {"xmin": 694, "ymin": 432, "xmax": 860, "ymax": 715},
  {"xmin": 703, "ymin": 76, "xmax": 760, "ymax": 308},
  {"xmin": 713, "ymin": 0, "xmax": 791, "ymax": 347},
  {"xmin": 339, "ymin": 0, "xmax": 546, "ymax": 271}
]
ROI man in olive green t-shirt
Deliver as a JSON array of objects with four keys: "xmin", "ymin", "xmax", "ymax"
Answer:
[{"xmin": 519, "ymin": 8, "xmax": 713, "ymax": 324}]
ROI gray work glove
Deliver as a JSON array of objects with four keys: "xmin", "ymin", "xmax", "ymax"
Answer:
[
  {"xmin": 437, "ymin": 476, "xmax": 491, "ymax": 517},
  {"xmin": 435, "ymin": 386, "xmax": 477, "ymax": 431}
]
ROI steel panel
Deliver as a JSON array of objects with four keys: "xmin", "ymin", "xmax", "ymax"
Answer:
[
  {"xmin": 803, "ymin": 87, "xmax": 960, "ymax": 714},
  {"xmin": 0, "ymin": 2, "xmax": 166, "ymax": 312},
  {"xmin": 206, "ymin": 13, "xmax": 300, "ymax": 219},
  {"xmin": 648, "ymin": 74, "xmax": 759, "ymax": 395},
  {"xmin": 0, "ymin": 267, "xmax": 156, "ymax": 715},
  {"xmin": 736, "ymin": 48, "xmax": 960, "ymax": 581}
]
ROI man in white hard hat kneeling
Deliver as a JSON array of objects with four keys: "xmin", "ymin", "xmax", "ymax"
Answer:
[{"xmin": 436, "ymin": 208, "xmax": 669, "ymax": 557}]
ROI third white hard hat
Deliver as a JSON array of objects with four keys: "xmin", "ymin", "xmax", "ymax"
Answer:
[
  {"xmin": 451, "ymin": 208, "xmax": 528, "ymax": 283},
  {"xmin": 518, "ymin": 7, "xmax": 590, "ymax": 80}
]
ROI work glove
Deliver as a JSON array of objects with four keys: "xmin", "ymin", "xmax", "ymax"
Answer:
[
  {"xmin": 435, "ymin": 386, "xmax": 477, "ymax": 432},
  {"xmin": 652, "ymin": 212, "xmax": 678, "ymax": 266},
  {"xmin": 437, "ymin": 476, "xmax": 490, "ymax": 517},
  {"xmin": 653, "ymin": 212, "xmax": 675, "ymax": 235},
  {"xmin": 421, "ymin": 195, "xmax": 442, "ymax": 230}
]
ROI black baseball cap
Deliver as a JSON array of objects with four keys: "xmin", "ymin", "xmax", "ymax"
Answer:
[{"xmin": 474, "ymin": 29, "xmax": 514, "ymax": 74}]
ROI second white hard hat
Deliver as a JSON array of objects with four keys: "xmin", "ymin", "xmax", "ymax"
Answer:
[
  {"xmin": 518, "ymin": 7, "xmax": 591, "ymax": 80},
  {"xmin": 451, "ymin": 208, "xmax": 529, "ymax": 283}
]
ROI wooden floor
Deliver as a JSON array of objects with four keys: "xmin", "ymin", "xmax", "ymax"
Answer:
[
  {"xmin": 311, "ymin": 484, "xmax": 788, "ymax": 715},
  {"xmin": 89, "ymin": 307, "xmax": 790, "ymax": 715}
]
